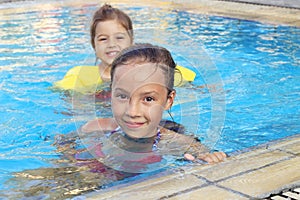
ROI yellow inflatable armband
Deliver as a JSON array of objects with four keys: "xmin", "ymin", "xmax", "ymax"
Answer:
[
  {"xmin": 53, "ymin": 66, "xmax": 102, "ymax": 93},
  {"xmin": 53, "ymin": 65, "xmax": 196, "ymax": 93},
  {"xmin": 175, "ymin": 65, "xmax": 196, "ymax": 86}
]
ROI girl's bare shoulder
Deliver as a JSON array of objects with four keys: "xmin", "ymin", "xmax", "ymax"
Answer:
[{"xmin": 81, "ymin": 118, "xmax": 118, "ymax": 133}]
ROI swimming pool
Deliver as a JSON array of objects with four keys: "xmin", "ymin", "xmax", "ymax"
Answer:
[{"xmin": 0, "ymin": 1, "xmax": 299, "ymax": 198}]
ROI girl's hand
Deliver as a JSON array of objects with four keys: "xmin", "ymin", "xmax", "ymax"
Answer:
[
  {"xmin": 198, "ymin": 152, "xmax": 227, "ymax": 163},
  {"xmin": 184, "ymin": 151, "xmax": 227, "ymax": 164}
]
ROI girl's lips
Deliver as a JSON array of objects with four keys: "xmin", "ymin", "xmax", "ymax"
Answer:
[{"xmin": 124, "ymin": 121, "xmax": 145, "ymax": 129}]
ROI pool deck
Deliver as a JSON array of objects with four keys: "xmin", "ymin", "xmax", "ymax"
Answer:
[
  {"xmin": 81, "ymin": 0, "xmax": 300, "ymax": 199},
  {"xmin": 38, "ymin": 0, "xmax": 300, "ymax": 26},
  {"xmin": 67, "ymin": 0, "xmax": 300, "ymax": 27},
  {"xmin": 171, "ymin": 0, "xmax": 300, "ymax": 27}
]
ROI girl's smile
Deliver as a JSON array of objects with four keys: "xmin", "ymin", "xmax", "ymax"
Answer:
[
  {"xmin": 124, "ymin": 121, "xmax": 146, "ymax": 129},
  {"xmin": 106, "ymin": 50, "xmax": 119, "ymax": 58}
]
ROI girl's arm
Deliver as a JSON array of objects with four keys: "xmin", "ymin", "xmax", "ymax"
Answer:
[{"xmin": 159, "ymin": 128, "xmax": 226, "ymax": 163}]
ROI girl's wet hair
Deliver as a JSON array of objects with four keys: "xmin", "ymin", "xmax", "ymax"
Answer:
[
  {"xmin": 111, "ymin": 43, "xmax": 176, "ymax": 93},
  {"xmin": 90, "ymin": 4, "xmax": 133, "ymax": 49}
]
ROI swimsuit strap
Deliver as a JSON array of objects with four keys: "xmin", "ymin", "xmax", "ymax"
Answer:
[
  {"xmin": 152, "ymin": 128, "xmax": 161, "ymax": 151},
  {"xmin": 111, "ymin": 126, "xmax": 121, "ymax": 134},
  {"xmin": 106, "ymin": 126, "xmax": 121, "ymax": 137}
]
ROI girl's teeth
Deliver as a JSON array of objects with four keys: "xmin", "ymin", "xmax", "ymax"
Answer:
[{"xmin": 108, "ymin": 52, "xmax": 117, "ymax": 56}]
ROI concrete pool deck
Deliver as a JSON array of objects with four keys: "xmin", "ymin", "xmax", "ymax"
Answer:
[
  {"xmin": 80, "ymin": 0, "xmax": 300, "ymax": 199},
  {"xmin": 171, "ymin": 0, "xmax": 300, "ymax": 27},
  {"xmin": 66, "ymin": 0, "xmax": 300, "ymax": 27},
  {"xmin": 17, "ymin": 0, "xmax": 298, "ymax": 26}
]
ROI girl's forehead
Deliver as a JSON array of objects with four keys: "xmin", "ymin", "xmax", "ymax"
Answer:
[
  {"xmin": 112, "ymin": 62, "xmax": 167, "ymax": 88},
  {"xmin": 96, "ymin": 19, "xmax": 126, "ymax": 32}
]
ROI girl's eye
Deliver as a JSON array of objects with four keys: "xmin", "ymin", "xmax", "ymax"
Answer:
[
  {"xmin": 144, "ymin": 96, "xmax": 155, "ymax": 102},
  {"xmin": 116, "ymin": 94, "xmax": 128, "ymax": 100},
  {"xmin": 98, "ymin": 37, "xmax": 107, "ymax": 42},
  {"xmin": 116, "ymin": 36, "xmax": 125, "ymax": 40}
]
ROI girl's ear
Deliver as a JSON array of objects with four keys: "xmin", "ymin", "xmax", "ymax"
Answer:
[{"xmin": 164, "ymin": 90, "xmax": 176, "ymax": 110}]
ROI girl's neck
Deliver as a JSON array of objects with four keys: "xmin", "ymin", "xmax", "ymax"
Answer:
[
  {"xmin": 109, "ymin": 128, "xmax": 160, "ymax": 153},
  {"xmin": 121, "ymin": 133, "xmax": 155, "ymax": 152},
  {"xmin": 98, "ymin": 63, "xmax": 111, "ymax": 82}
]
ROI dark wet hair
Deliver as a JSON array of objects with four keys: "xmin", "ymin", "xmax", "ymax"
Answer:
[
  {"xmin": 90, "ymin": 4, "xmax": 133, "ymax": 49},
  {"xmin": 111, "ymin": 43, "xmax": 176, "ymax": 93}
]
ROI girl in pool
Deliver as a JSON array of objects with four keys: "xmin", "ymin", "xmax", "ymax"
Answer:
[
  {"xmin": 79, "ymin": 43, "xmax": 227, "ymax": 164},
  {"xmin": 90, "ymin": 4, "xmax": 133, "ymax": 82},
  {"xmin": 54, "ymin": 4, "xmax": 133, "ymax": 93}
]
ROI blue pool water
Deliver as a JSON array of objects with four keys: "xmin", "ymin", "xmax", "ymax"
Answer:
[{"xmin": 0, "ymin": 1, "xmax": 299, "ymax": 198}]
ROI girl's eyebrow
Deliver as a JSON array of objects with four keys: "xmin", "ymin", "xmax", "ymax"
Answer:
[
  {"xmin": 114, "ymin": 88, "xmax": 128, "ymax": 93},
  {"xmin": 114, "ymin": 32, "xmax": 127, "ymax": 35},
  {"xmin": 114, "ymin": 88, "xmax": 160, "ymax": 96},
  {"xmin": 140, "ymin": 91, "xmax": 159, "ymax": 96},
  {"xmin": 96, "ymin": 34, "xmax": 108, "ymax": 39}
]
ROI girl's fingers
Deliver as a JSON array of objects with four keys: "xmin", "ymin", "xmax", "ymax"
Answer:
[
  {"xmin": 184, "ymin": 152, "xmax": 227, "ymax": 163},
  {"xmin": 209, "ymin": 153, "xmax": 220, "ymax": 163},
  {"xmin": 184, "ymin": 153, "xmax": 195, "ymax": 161},
  {"xmin": 198, "ymin": 152, "xmax": 227, "ymax": 164},
  {"xmin": 214, "ymin": 152, "xmax": 227, "ymax": 161}
]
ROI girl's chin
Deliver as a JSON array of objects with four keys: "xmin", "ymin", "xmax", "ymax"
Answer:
[
  {"xmin": 125, "ymin": 130, "xmax": 157, "ymax": 139},
  {"xmin": 105, "ymin": 56, "xmax": 116, "ymax": 63}
]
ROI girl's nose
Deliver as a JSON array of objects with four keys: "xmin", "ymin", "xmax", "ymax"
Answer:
[
  {"xmin": 108, "ymin": 38, "xmax": 117, "ymax": 48},
  {"xmin": 125, "ymin": 100, "xmax": 141, "ymax": 117}
]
